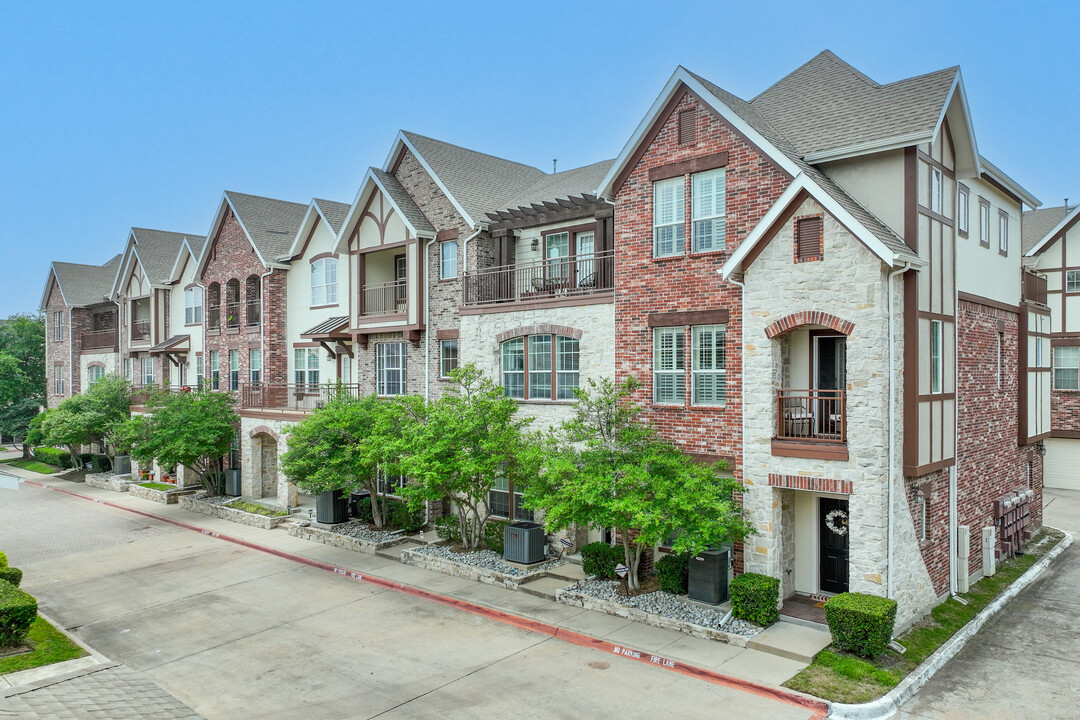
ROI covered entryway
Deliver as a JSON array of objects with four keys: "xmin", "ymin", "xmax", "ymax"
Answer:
[
  {"xmin": 789, "ymin": 491, "xmax": 851, "ymax": 598},
  {"xmin": 818, "ymin": 497, "xmax": 849, "ymax": 593},
  {"xmin": 259, "ymin": 437, "xmax": 278, "ymax": 498}
]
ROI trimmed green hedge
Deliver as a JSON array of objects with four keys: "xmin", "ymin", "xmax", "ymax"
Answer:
[
  {"xmin": 581, "ymin": 542, "xmax": 625, "ymax": 580},
  {"xmin": 824, "ymin": 592, "xmax": 898, "ymax": 659},
  {"xmin": 31, "ymin": 448, "xmax": 95, "ymax": 469},
  {"xmin": 655, "ymin": 552, "xmax": 690, "ymax": 594},
  {"xmin": 730, "ymin": 572, "xmax": 780, "ymax": 627},
  {"xmin": 0, "ymin": 568, "xmax": 22, "ymax": 587},
  {"xmin": 0, "ymin": 579, "xmax": 37, "ymax": 647}
]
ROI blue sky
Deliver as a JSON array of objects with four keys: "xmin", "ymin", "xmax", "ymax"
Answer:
[{"xmin": 2, "ymin": 1, "xmax": 1076, "ymax": 316}]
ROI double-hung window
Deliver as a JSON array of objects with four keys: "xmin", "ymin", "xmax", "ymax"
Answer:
[
  {"xmin": 1053, "ymin": 346, "xmax": 1079, "ymax": 390},
  {"xmin": 979, "ymin": 199, "xmax": 991, "ymax": 247},
  {"xmin": 500, "ymin": 335, "xmax": 579, "ymax": 400},
  {"xmin": 653, "ymin": 327, "xmax": 685, "ymax": 403},
  {"xmin": 123, "ymin": 358, "xmax": 132, "ymax": 382},
  {"xmin": 440, "ymin": 240, "xmax": 458, "ymax": 280},
  {"xmin": 249, "ymin": 349, "xmax": 261, "ymax": 385},
  {"xmin": 440, "ymin": 339, "xmax": 458, "ymax": 378},
  {"xmin": 692, "ymin": 325, "xmax": 726, "ymax": 405},
  {"xmin": 488, "ymin": 476, "xmax": 534, "ymax": 522},
  {"xmin": 1067, "ymin": 270, "xmax": 1080, "ymax": 294},
  {"xmin": 53, "ymin": 311, "xmax": 65, "ymax": 341},
  {"xmin": 294, "ymin": 348, "xmax": 319, "ymax": 390},
  {"xmin": 376, "ymin": 342, "xmax": 406, "ymax": 396},
  {"xmin": 185, "ymin": 287, "xmax": 203, "ymax": 324},
  {"xmin": 998, "ymin": 210, "xmax": 1009, "ymax": 255},
  {"xmin": 195, "ymin": 353, "xmax": 203, "ymax": 389},
  {"xmin": 228, "ymin": 350, "xmax": 239, "ymax": 391},
  {"xmin": 692, "ymin": 169, "xmax": 726, "ymax": 252},
  {"xmin": 653, "ymin": 177, "xmax": 684, "ymax": 257},
  {"xmin": 87, "ymin": 365, "xmax": 104, "ymax": 386},
  {"xmin": 54, "ymin": 365, "xmax": 65, "ymax": 394},
  {"xmin": 930, "ymin": 320, "xmax": 943, "ymax": 393},
  {"xmin": 210, "ymin": 350, "xmax": 220, "ymax": 390},
  {"xmin": 142, "ymin": 357, "xmax": 154, "ymax": 386},
  {"xmin": 310, "ymin": 258, "xmax": 338, "ymax": 306}
]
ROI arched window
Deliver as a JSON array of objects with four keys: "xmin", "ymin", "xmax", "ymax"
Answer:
[
  {"xmin": 207, "ymin": 283, "xmax": 221, "ymax": 330},
  {"xmin": 501, "ymin": 334, "xmax": 579, "ymax": 400},
  {"xmin": 86, "ymin": 365, "xmax": 105, "ymax": 386},
  {"xmin": 310, "ymin": 258, "xmax": 338, "ymax": 305},
  {"xmin": 245, "ymin": 275, "xmax": 261, "ymax": 326},
  {"xmin": 225, "ymin": 279, "xmax": 240, "ymax": 328}
]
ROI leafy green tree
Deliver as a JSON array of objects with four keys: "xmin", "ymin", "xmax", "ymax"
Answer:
[
  {"xmin": 130, "ymin": 389, "xmax": 238, "ymax": 494},
  {"xmin": 399, "ymin": 365, "xmax": 534, "ymax": 551},
  {"xmin": 281, "ymin": 392, "xmax": 405, "ymax": 528},
  {"xmin": 524, "ymin": 377, "xmax": 752, "ymax": 590},
  {"xmin": 0, "ymin": 314, "xmax": 45, "ymax": 457},
  {"xmin": 33, "ymin": 375, "xmax": 131, "ymax": 465}
]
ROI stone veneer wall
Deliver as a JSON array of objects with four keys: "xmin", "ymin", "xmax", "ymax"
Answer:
[{"xmin": 740, "ymin": 194, "xmax": 937, "ymax": 627}]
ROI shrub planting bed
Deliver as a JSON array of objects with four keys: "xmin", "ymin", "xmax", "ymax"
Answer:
[
  {"xmin": 288, "ymin": 521, "xmax": 409, "ymax": 555},
  {"xmin": 129, "ymin": 482, "xmax": 200, "ymax": 505},
  {"xmin": 178, "ymin": 493, "xmax": 289, "ymax": 529}
]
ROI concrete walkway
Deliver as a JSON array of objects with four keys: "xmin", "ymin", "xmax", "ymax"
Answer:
[{"xmin": 0, "ymin": 466, "xmax": 828, "ymax": 719}]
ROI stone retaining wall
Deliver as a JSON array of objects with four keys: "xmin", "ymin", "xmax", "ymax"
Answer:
[
  {"xmin": 555, "ymin": 587, "xmax": 751, "ymax": 647},
  {"xmin": 399, "ymin": 548, "xmax": 556, "ymax": 590},
  {"xmin": 129, "ymin": 484, "xmax": 200, "ymax": 505},
  {"xmin": 288, "ymin": 525, "xmax": 409, "ymax": 555},
  {"xmin": 178, "ymin": 493, "xmax": 287, "ymax": 529},
  {"xmin": 84, "ymin": 473, "xmax": 137, "ymax": 493}
]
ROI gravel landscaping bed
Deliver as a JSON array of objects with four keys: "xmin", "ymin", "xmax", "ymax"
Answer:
[
  {"xmin": 402, "ymin": 545, "xmax": 568, "ymax": 589},
  {"xmin": 289, "ymin": 521, "xmax": 409, "ymax": 554},
  {"xmin": 178, "ymin": 493, "xmax": 287, "ymax": 529},
  {"xmin": 557, "ymin": 579, "xmax": 761, "ymax": 646}
]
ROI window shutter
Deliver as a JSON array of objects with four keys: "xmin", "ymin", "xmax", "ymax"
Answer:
[
  {"xmin": 796, "ymin": 217, "xmax": 823, "ymax": 261},
  {"xmin": 678, "ymin": 108, "xmax": 696, "ymax": 144}
]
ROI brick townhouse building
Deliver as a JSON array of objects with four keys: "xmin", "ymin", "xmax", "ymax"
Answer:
[{"xmin": 599, "ymin": 51, "xmax": 1048, "ymax": 627}]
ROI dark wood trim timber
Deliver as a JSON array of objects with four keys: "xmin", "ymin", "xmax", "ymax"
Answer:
[
  {"xmin": 435, "ymin": 329, "xmax": 459, "ymax": 340},
  {"xmin": 647, "ymin": 309, "xmax": 730, "ymax": 327},
  {"xmin": 771, "ymin": 440, "xmax": 849, "ymax": 462},
  {"xmin": 957, "ymin": 292, "xmax": 1019, "ymax": 314},
  {"xmin": 436, "ymin": 229, "xmax": 459, "ymax": 242},
  {"xmin": 903, "ymin": 458, "xmax": 956, "ymax": 477},
  {"xmin": 648, "ymin": 152, "xmax": 729, "ymax": 182}
]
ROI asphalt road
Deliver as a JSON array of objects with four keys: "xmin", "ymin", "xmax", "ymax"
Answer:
[
  {"xmin": 897, "ymin": 488, "xmax": 1080, "ymax": 720},
  {"xmin": 0, "ymin": 478, "xmax": 815, "ymax": 720}
]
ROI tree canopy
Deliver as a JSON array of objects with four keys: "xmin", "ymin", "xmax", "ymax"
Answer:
[
  {"xmin": 0, "ymin": 314, "xmax": 45, "ymax": 455},
  {"xmin": 33, "ymin": 375, "xmax": 131, "ymax": 463}
]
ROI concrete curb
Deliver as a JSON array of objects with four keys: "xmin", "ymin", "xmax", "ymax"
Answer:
[{"xmin": 828, "ymin": 529, "xmax": 1074, "ymax": 720}]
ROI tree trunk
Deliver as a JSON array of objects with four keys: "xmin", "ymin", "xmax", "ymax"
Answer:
[
  {"xmin": 366, "ymin": 482, "xmax": 383, "ymax": 529},
  {"xmin": 622, "ymin": 535, "xmax": 641, "ymax": 591}
]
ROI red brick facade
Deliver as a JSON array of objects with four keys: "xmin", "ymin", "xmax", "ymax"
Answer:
[
  {"xmin": 1051, "ymin": 387, "xmax": 1080, "ymax": 434},
  {"xmin": 44, "ymin": 278, "xmax": 71, "ymax": 408},
  {"xmin": 613, "ymin": 89, "xmax": 789, "ymax": 468}
]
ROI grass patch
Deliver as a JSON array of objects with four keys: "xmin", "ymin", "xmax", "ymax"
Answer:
[
  {"xmin": 0, "ymin": 615, "xmax": 87, "ymax": 675},
  {"xmin": 0, "ymin": 458, "xmax": 61, "ymax": 474},
  {"xmin": 785, "ymin": 527, "xmax": 1065, "ymax": 704},
  {"xmin": 227, "ymin": 500, "xmax": 288, "ymax": 517},
  {"xmin": 139, "ymin": 482, "xmax": 176, "ymax": 491}
]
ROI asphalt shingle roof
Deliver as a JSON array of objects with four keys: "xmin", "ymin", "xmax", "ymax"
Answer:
[
  {"xmin": 370, "ymin": 168, "xmax": 436, "ymax": 236},
  {"xmin": 1023, "ymin": 205, "xmax": 1073, "ymax": 254},
  {"xmin": 500, "ymin": 159, "xmax": 614, "ymax": 211},
  {"xmin": 130, "ymin": 228, "xmax": 195, "ymax": 285},
  {"xmin": 313, "ymin": 198, "xmax": 350, "ymax": 235},
  {"xmin": 225, "ymin": 191, "xmax": 309, "ymax": 262},
  {"xmin": 402, "ymin": 131, "xmax": 546, "ymax": 225},
  {"xmin": 51, "ymin": 255, "xmax": 122, "ymax": 308},
  {"xmin": 749, "ymin": 50, "xmax": 958, "ymax": 158}
]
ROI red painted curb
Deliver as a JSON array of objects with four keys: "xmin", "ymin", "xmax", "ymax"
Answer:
[{"xmin": 23, "ymin": 479, "xmax": 829, "ymax": 718}]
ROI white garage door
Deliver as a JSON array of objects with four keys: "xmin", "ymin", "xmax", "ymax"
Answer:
[{"xmin": 1044, "ymin": 438, "xmax": 1080, "ymax": 490}]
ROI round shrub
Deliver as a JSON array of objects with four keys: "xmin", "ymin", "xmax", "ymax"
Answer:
[
  {"xmin": 581, "ymin": 542, "xmax": 625, "ymax": 580},
  {"xmin": 0, "ymin": 567, "xmax": 22, "ymax": 587},
  {"xmin": 655, "ymin": 552, "xmax": 690, "ymax": 594},
  {"xmin": 824, "ymin": 592, "xmax": 898, "ymax": 659},
  {"xmin": 0, "ymin": 579, "xmax": 37, "ymax": 647},
  {"xmin": 433, "ymin": 514, "xmax": 462, "ymax": 544},
  {"xmin": 729, "ymin": 572, "xmax": 780, "ymax": 627}
]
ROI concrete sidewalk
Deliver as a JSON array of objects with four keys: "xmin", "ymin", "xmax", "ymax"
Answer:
[{"xmin": 5, "ymin": 465, "xmax": 827, "ymax": 697}]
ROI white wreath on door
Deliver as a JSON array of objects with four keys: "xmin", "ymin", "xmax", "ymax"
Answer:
[{"xmin": 825, "ymin": 509, "xmax": 849, "ymax": 536}]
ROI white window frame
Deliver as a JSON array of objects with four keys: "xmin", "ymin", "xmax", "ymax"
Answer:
[
  {"xmin": 195, "ymin": 353, "xmax": 203, "ymax": 389},
  {"xmin": 210, "ymin": 350, "xmax": 220, "ymax": 390},
  {"xmin": 184, "ymin": 287, "xmax": 203, "ymax": 324},
  {"xmin": 979, "ymin": 199, "xmax": 991, "ymax": 247},
  {"xmin": 1066, "ymin": 270, "xmax": 1080, "ymax": 293},
  {"xmin": 142, "ymin": 357, "xmax": 154, "ymax": 386},
  {"xmin": 123, "ymin": 358, "xmax": 132, "ymax": 382},
  {"xmin": 1053, "ymin": 346, "xmax": 1079, "ymax": 390},
  {"xmin": 310, "ymin": 257, "xmax": 338, "ymax": 306},
  {"xmin": 440, "ymin": 240, "xmax": 458, "ymax": 280},
  {"xmin": 86, "ymin": 365, "xmax": 104, "ymax": 386},
  {"xmin": 249, "ymin": 349, "xmax": 261, "ymax": 385},
  {"xmin": 691, "ymin": 325, "xmax": 726, "ymax": 405},
  {"xmin": 439, "ymin": 339, "xmax": 458, "ymax": 378},
  {"xmin": 653, "ymin": 177, "xmax": 685, "ymax": 258},
  {"xmin": 54, "ymin": 364, "xmax": 65, "ymax": 394},
  {"xmin": 294, "ymin": 348, "xmax": 319, "ymax": 389},
  {"xmin": 376, "ymin": 342, "xmax": 407, "ymax": 396},
  {"xmin": 957, "ymin": 184, "xmax": 969, "ymax": 236},
  {"xmin": 930, "ymin": 167, "xmax": 943, "ymax": 214},
  {"xmin": 998, "ymin": 210, "xmax": 1009, "ymax": 254},
  {"xmin": 653, "ymin": 327, "xmax": 685, "ymax": 404},
  {"xmin": 228, "ymin": 350, "xmax": 239, "ymax": 391},
  {"xmin": 930, "ymin": 320, "xmax": 943, "ymax": 394},
  {"xmin": 53, "ymin": 311, "xmax": 64, "ymax": 341},
  {"xmin": 692, "ymin": 168, "xmax": 726, "ymax": 252}
]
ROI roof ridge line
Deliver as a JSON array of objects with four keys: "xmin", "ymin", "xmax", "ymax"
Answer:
[{"xmin": 402, "ymin": 130, "xmax": 547, "ymax": 175}]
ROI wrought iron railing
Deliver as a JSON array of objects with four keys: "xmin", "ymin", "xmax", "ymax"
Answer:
[
  {"xmin": 463, "ymin": 250, "xmax": 614, "ymax": 306},
  {"xmin": 775, "ymin": 388, "xmax": 846, "ymax": 443},
  {"xmin": 239, "ymin": 383, "xmax": 362, "ymax": 412},
  {"xmin": 362, "ymin": 280, "xmax": 407, "ymax": 315}
]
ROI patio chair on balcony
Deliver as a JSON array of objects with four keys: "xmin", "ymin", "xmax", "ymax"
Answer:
[{"xmin": 783, "ymin": 403, "xmax": 813, "ymax": 438}]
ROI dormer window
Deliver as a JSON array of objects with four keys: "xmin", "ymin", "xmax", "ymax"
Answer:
[{"xmin": 311, "ymin": 257, "xmax": 338, "ymax": 306}]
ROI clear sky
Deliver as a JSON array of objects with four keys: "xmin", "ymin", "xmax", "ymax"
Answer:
[{"xmin": 2, "ymin": 0, "xmax": 1076, "ymax": 317}]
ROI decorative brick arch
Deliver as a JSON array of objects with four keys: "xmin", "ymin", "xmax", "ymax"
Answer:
[
  {"xmin": 248, "ymin": 425, "xmax": 281, "ymax": 442},
  {"xmin": 495, "ymin": 324, "xmax": 583, "ymax": 343},
  {"xmin": 86, "ymin": 361, "xmax": 106, "ymax": 370},
  {"xmin": 764, "ymin": 311, "xmax": 854, "ymax": 339}
]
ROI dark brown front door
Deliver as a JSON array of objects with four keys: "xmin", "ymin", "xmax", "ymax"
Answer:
[{"xmin": 820, "ymin": 498, "xmax": 849, "ymax": 593}]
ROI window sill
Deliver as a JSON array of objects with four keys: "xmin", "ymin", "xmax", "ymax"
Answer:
[
  {"xmin": 207, "ymin": 329, "xmax": 220, "ymax": 336},
  {"xmin": 438, "ymin": 277, "xmax": 458, "ymax": 283},
  {"xmin": 512, "ymin": 399, "xmax": 576, "ymax": 406},
  {"xmin": 771, "ymin": 438, "xmax": 848, "ymax": 461},
  {"xmin": 309, "ymin": 304, "xmax": 339, "ymax": 310},
  {"xmin": 185, "ymin": 322, "xmax": 201, "ymax": 328}
]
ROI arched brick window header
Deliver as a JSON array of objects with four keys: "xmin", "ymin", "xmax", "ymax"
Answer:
[
  {"xmin": 248, "ymin": 425, "xmax": 281, "ymax": 442},
  {"xmin": 86, "ymin": 361, "xmax": 106, "ymax": 370},
  {"xmin": 764, "ymin": 311, "xmax": 854, "ymax": 339},
  {"xmin": 495, "ymin": 324, "xmax": 583, "ymax": 344}
]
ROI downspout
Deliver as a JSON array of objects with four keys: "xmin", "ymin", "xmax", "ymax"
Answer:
[
  {"xmin": 950, "ymin": 281, "xmax": 960, "ymax": 597},
  {"xmin": 423, "ymin": 237, "xmax": 438, "ymax": 402},
  {"xmin": 460, "ymin": 228, "xmax": 483, "ymax": 279},
  {"xmin": 887, "ymin": 261, "xmax": 913, "ymax": 600}
]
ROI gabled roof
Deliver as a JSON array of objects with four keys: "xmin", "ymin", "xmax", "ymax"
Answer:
[
  {"xmin": 335, "ymin": 167, "xmax": 436, "ymax": 253},
  {"xmin": 283, "ymin": 198, "xmax": 352, "ymax": 260},
  {"xmin": 168, "ymin": 235, "xmax": 208, "ymax": 283},
  {"xmin": 979, "ymin": 156, "xmax": 1041, "ymax": 210},
  {"xmin": 1024, "ymin": 204, "xmax": 1080, "ymax": 256},
  {"xmin": 313, "ymin": 198, "xmax": 350, "ymax": 235},
  {"xmin": 198, "ymin": 191, "xmax": 308, "ymax": 275},
  {"xmin": 498, "ymin": 159, "xmax": 614, "ymax": 213},
  {"xmin": 40, "ymin": 255, "xmax": 122, "ymax": 311},
  {"xmin": 129, "ymin": 228, "xmax": 195, "ymax": 285},
  {"xmin": 385, "ymin": 131, "xmax": 546, "ymax": 228}
]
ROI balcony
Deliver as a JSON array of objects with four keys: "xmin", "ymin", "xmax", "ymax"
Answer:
[
  {"xmin": 773, "ymin": 388, "xmax": 848, "ymax": 460},
  {"xmin": 131, "ymin": 319, "xmax": 151, "ymax": 342},
  {"xmin": 362, "ymin": 280, "xmax": 407, "ymax": 316},
  {"xmin": 240, "ymin": 383, "xmax": 361, "ymax": 413},
  {"xmin": 463, "ymin": 250, "xmax": 614, "ymax": 306},
  {"xmin": 81, "ymin": 329, "xmax": 118, "ymax": 352}
]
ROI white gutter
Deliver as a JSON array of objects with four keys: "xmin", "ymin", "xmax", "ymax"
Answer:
[
  {"xmin": 423, "ymin": 237, "xmax": 438, "ymax": 401},
  {"xmin": 887, "ymin": 261, "xmax": 914, "ymax": 600},
  {"xmin": 950, "ymin": 282, "xmax": 961, "ymax": 596},
  {"xmin": 460, "ymin": 228, "xmax": 483, "ymax": 281}
]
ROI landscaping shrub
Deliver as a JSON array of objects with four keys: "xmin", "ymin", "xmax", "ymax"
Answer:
[
  {"xmin": 0, "ymin": 567, "xmax": 22, "ymax": 587},
  {"xmin": 729, "ymin": 572, "xmax": 780, "ymax": 627},
  {"xmin": 31, "ymin": 447, "xmax": 73, "ymax": 468},
  {"xmin": 89, "ymin": 454, "xmax": 112, "ymax": 472},
  {"xmin": 824, "ymin": 592, "xmax": 898, "ymax": 659},
  {"xmin": 433, "ymin": 514, "xmax": 461, "ymax": 544},
  {"xmin": 581, "ymin": 542, "xmax": 625, "ymax": 580},
  {"xmin": 0, "ymin": 551, "xmax": 7, "ymax": 567},
  {"xmin": 655, "ymin": 552, "xmax": 690, "ymax": 594},
  {"xmin": 352, "ymin": 496, "xmax": 424, "ymax": 533},
  {"xmin": 484, "ymin": 520, "xmax": 505, "ymax": 555},
  {"xmin": 0, "ymin": 579, "xmax": 37, "ymax": 647}
]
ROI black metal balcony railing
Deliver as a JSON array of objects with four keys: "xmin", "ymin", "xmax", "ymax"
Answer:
[
  {"xmin": 131, "ymin": 319, "xmax": 151, "ymax": 341},
  {"xmin": 463, "ymin": 250, "xmax": 614, "ymax": 306},
  {"xmin": 775, "ymin": 388, "xmax": 846, "ymax": 443},
  {"xmin": 82, "ymin": 329, "xmax": 118, "ymax": 351},
  {"xmin": 224, "ymin": 301, "xmax": 241, "ymax": 328},
  {"xmin": 208, "ymin": 305, "xmax": 220, "ymax": 330},
  {"xmin": 240, "ymin": 383, "xmax": 362, "ymax": 412},
  {"xmin": 246, "ymin": 299, "xmax": 261, "ymax": 326},
  {"xmin": 362, "ymin": 280, "xmax": 407, "ymax": 316}
]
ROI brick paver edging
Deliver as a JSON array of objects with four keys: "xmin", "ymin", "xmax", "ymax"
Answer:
[{"xmin": 22, "ymin": 478, "xmax": 828, "ymax": 719}]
